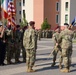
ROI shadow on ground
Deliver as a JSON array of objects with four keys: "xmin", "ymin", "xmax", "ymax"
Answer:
[{"xmin": 36, "ymin": 65, "xmax": 59, "ymax": 72}]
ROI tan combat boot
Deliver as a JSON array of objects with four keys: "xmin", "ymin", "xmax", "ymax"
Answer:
[
  {"xmin": 60, "ymin": 68, "xmax": 70, "ymax": 73},
  {"xmin": 26, "ymin": 66, "xmax": 29, "ymax": 72},
  {"xmin": 27, "ymin": 67, "xmax": 36, "ymax": 72}
]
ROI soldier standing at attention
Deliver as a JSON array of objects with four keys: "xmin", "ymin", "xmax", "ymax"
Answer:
[
  {"xmin": 21, "ymin": 26, "xmax": 28, "ymax": 62},
  {"xmin": 58, "ymin": 23, "xmax": 74, "ymax": 73},
  {"xmin": 37, "ymin": 29, "xmax": 41, "ymax": 40},
  {"xmin": 6, "ymin": 25, "xmax": 14, "ymax": 64},
  {"xmin": 51, "ymin": 26, "xmax": 62, "ymax": 69},
  {"xmin": 14, "ymin": 25, "xmax": 22, "ymax": 63},
  {"xmin": 23, "ymin": 21, "xmax": 37, "ymax": 72}
]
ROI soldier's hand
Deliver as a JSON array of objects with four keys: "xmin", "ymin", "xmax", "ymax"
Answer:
[{"xmin": 56, "ymin": 43, "xmax": 58, "ymax": 47}]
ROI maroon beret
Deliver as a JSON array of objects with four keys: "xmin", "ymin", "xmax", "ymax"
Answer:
[
  {"xmin": 29, "ymin": 21, "xmax": 35, "ymax": 25},
  {"xmin": 54, "ymin": 26, "xmax": 60, "ymax": 30}
]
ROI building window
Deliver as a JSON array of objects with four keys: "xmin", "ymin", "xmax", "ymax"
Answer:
[
  {"xmin": 56, "ymin": 2, "xmax": 59, "ymax": 11},
  {"xmin": 23, "ymin": 0, "xmax": 25, "ymax": 6},
  {"xmin": 65, "ymin": 14, "xmax": 68, "ymax": 23},
  {"xmin": 65, "ymin": 2, "xmax": 68, "ymax": 11},
  {"xmin": 56, "ymin": 14, "xmax": 59, "ymax": 23},
  {"xmin": 19, "ymin": 2, "xmax": 21, "ymax": 6},
  {"xmin": 23, "ymin": 10, "xmax": 25, "ymax": 18},
  {"xmin": 19, "ymin": 19, "xmax": 21, "ymax": 23},
  {"xmin": 19, "ymin": 11, "xmax": 21, "ymax": 15}
]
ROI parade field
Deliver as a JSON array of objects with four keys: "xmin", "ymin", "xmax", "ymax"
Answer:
[{"xmin": 0, "ymin": 38, "xmax": 76, "ymax": 75}]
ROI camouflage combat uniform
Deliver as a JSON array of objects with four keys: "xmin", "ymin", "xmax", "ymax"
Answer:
[
  {"xmin": 51, "ymin": 32, "xmax": 62, "ymax": 67},
  {"xmin": 14, "ymin": 29, "xmax": 22, "ymax": 63},
  {"xmin": 37, "ymin": 30, "xmax": 41, "ymax": 40},
  {"xmin": 23, "ymin": 28, "xmax": 37, "ymax": 71},
  {"xmin": 6, "ymin": 29, "xmax": 14, "ymax": 64},
  {"xmin": 21, "ymin": 29, "xmax": 26, "ymax": 62},
  {"xmin": 45, "ymin": 30, "xmax": 48, "ymax": 38},
  {"xmin": 58, "ymin": 28, "xmax": 74, "ymax": 71},
  {"xmin": 42, "ymin": 30, "xmax": 45, "ymax": 38}
]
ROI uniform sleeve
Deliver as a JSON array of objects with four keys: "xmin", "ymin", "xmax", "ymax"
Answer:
[
  {"xmin": 23, "ymin": 31, "xmax": 27, "ymax": 47},
  {"xmin": 52, "ymin": 33, "xmax": 55, "ymax": 40},
  {"xmin": 11, "ymin": 30, "xmax": 14, "ymax": 39},
  {"xmin": 72, "ymin": 31, "xmax": 74, "ymax": 38},
  {"xmin": 58, "ymin": 31, "xmax": 63, "ymax": 44},
  {"xmin": 52, "ymin": 33, "xmax": 58, "ymax": 43},
  {"xmin": 31, "ymin": 30, "xmax": 35, "ymax": 43},
  {"xmin": 32, "ymin": 30, "xmax": 37, "ymax": 49}
]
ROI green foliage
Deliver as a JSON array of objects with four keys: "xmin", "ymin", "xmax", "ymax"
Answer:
[
  {"xmin": 1, "ymin": 19, "xmax": 7, "ymax": 26},
  {"xmin": 20, "ymin": 15, "xmax": 28, "ymax": 28},
  {"xmin": 4, "ymin": 19, "xmax": 7, "ymax": 25},
  {"xmin": 41, "ymin": 18, "xmax": 51, "ymax": 30}
]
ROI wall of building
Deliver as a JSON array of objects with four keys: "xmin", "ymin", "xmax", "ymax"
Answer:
[
  {"xmin": 34, "ymin": 0, "xmax": 60, "ymax": 30},
  {"xmin": 22, "ymin": 0, "xmax": 34, "ymax": 23},
  {"xmin": 16, "ymin": 0, "xmax": 76, "ymax": 30},
  {"xmin": 33, "ymin": 0, "xmax": 44, "ymax": 29},
  {"xmin": 60, "ymin": 0, "xmax": 70, "ymax": 26},
  {"xmin": 16, "ymin": 0, "xmax": 21, "ymax": 25},
  {"xmin": 70, "ymin": 0, "xmax": 76, "ymax": 24},
  {"xmin": 70, "ymin": 0, "xmax": 76, "ymax": 29},
  {"xmin": 47, "ymin": 0, "xmax": 60, "ymax": 30}
]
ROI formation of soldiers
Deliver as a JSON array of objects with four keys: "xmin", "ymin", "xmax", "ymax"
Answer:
[
  {"xmin": 0, "ymin": 20, "xmax": 75, "ymax": 73},
  {"xmin": 6, "ymin": 25, "xmax": 26, "ymax": 64},
  {"xmin": 0, "ymin": 22, "xmax": 27, "ymax": 65}
]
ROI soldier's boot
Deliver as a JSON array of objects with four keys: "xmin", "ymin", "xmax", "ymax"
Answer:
[
  {"xmin": 59, "ymin": 63, "xmax": 62, "ymax": 69},
  {"xmin": 26, "ymin": 66, "xmax": 30, "ymax": 72},
  {"xmin": 60, "ymin": 68, "xmax": 70, "ymax": 73},
  {"xmin": 15, "ymin": 59, "xmax": 21, "ymax": 63},
  {"xmin": 51, "ymin": 56, "xmax": 56, "ymax": 67},
  {"xmin": 7, "ymin": 61, "xmax": 13, "ymax": 65},
  {"xmin": 51, "ymin": 61, "xmax": 56, "ymax": 67},
  {"xmin": 27, "ymin": 67, "xmax": 36, "ymax": 72}
]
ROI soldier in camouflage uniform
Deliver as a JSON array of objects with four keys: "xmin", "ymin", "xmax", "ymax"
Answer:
[
  {"xmin": 14, "ymin": 25, "xmax": 22, "ymax": 63},
  {"xmin": 51, "ymin": 26, "xmax": 62, "ymax": 69},
  {"xmin": 6, "ymin": 26, "xmax": 14, "ymax": 64},
  {"xmin": 45, "ymin": 30, "xmax": 48, "ymax": 38},
  {"xmin": 21, "ymin": 26, "xmax": 28, "ymax": 62},
  {"xmin": 42, "ymin": 30, "xmax": 45, "ymax": 38},
  {"xmin": 23, "ymin": 21, "xmax": 37, "ymax": 72},
  {"xmin": 58, "ymin": 23, "xmax": 74, "ymax": 73},
  {"xmin": 37, "ymin": 29, "xmax": 41, "ymax": 40}
]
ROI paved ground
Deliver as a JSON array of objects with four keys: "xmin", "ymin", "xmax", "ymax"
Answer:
[{"xmin": 0, "ymin": 38, "xmax": 76, "ymax": 75}]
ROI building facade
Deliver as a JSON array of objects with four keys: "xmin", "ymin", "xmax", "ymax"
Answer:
[
  {"xmin": 15, "ymin": 0, "xmax": 76, "ymax": 30},
  {"xmin": 15, "ymin": 0, "xmax": 21, "ymax": 25}
]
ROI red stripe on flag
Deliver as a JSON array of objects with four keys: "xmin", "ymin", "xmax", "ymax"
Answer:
[
  {"xmin": 7, "ymin": 0, "xmax": 16, "ymax": 27},
  {"xmin": 8, "ymin": 17, "xmax": 16, "ymax": 26}
]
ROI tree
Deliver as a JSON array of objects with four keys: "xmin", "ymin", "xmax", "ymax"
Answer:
[
  {"xmin": 41, "ymin": 18, "xmax": 51, "ymax": 30},
  {"xmin": 4, "ymin": 19, "xmax": 7, "ymax": 25},
  {"xmin": 20, "ymin": 14, "xmax": 28, "ymax": 28}
]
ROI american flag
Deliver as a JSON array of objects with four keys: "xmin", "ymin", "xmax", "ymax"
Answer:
[{"xmin": 7, "ymin": 0, "xmax": 16, "ymax": 27}]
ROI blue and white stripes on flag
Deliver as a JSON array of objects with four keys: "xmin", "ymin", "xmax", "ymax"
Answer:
[{"xmin": 71, "ymin": 16, "xmax": 76, "ymax": 26}]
